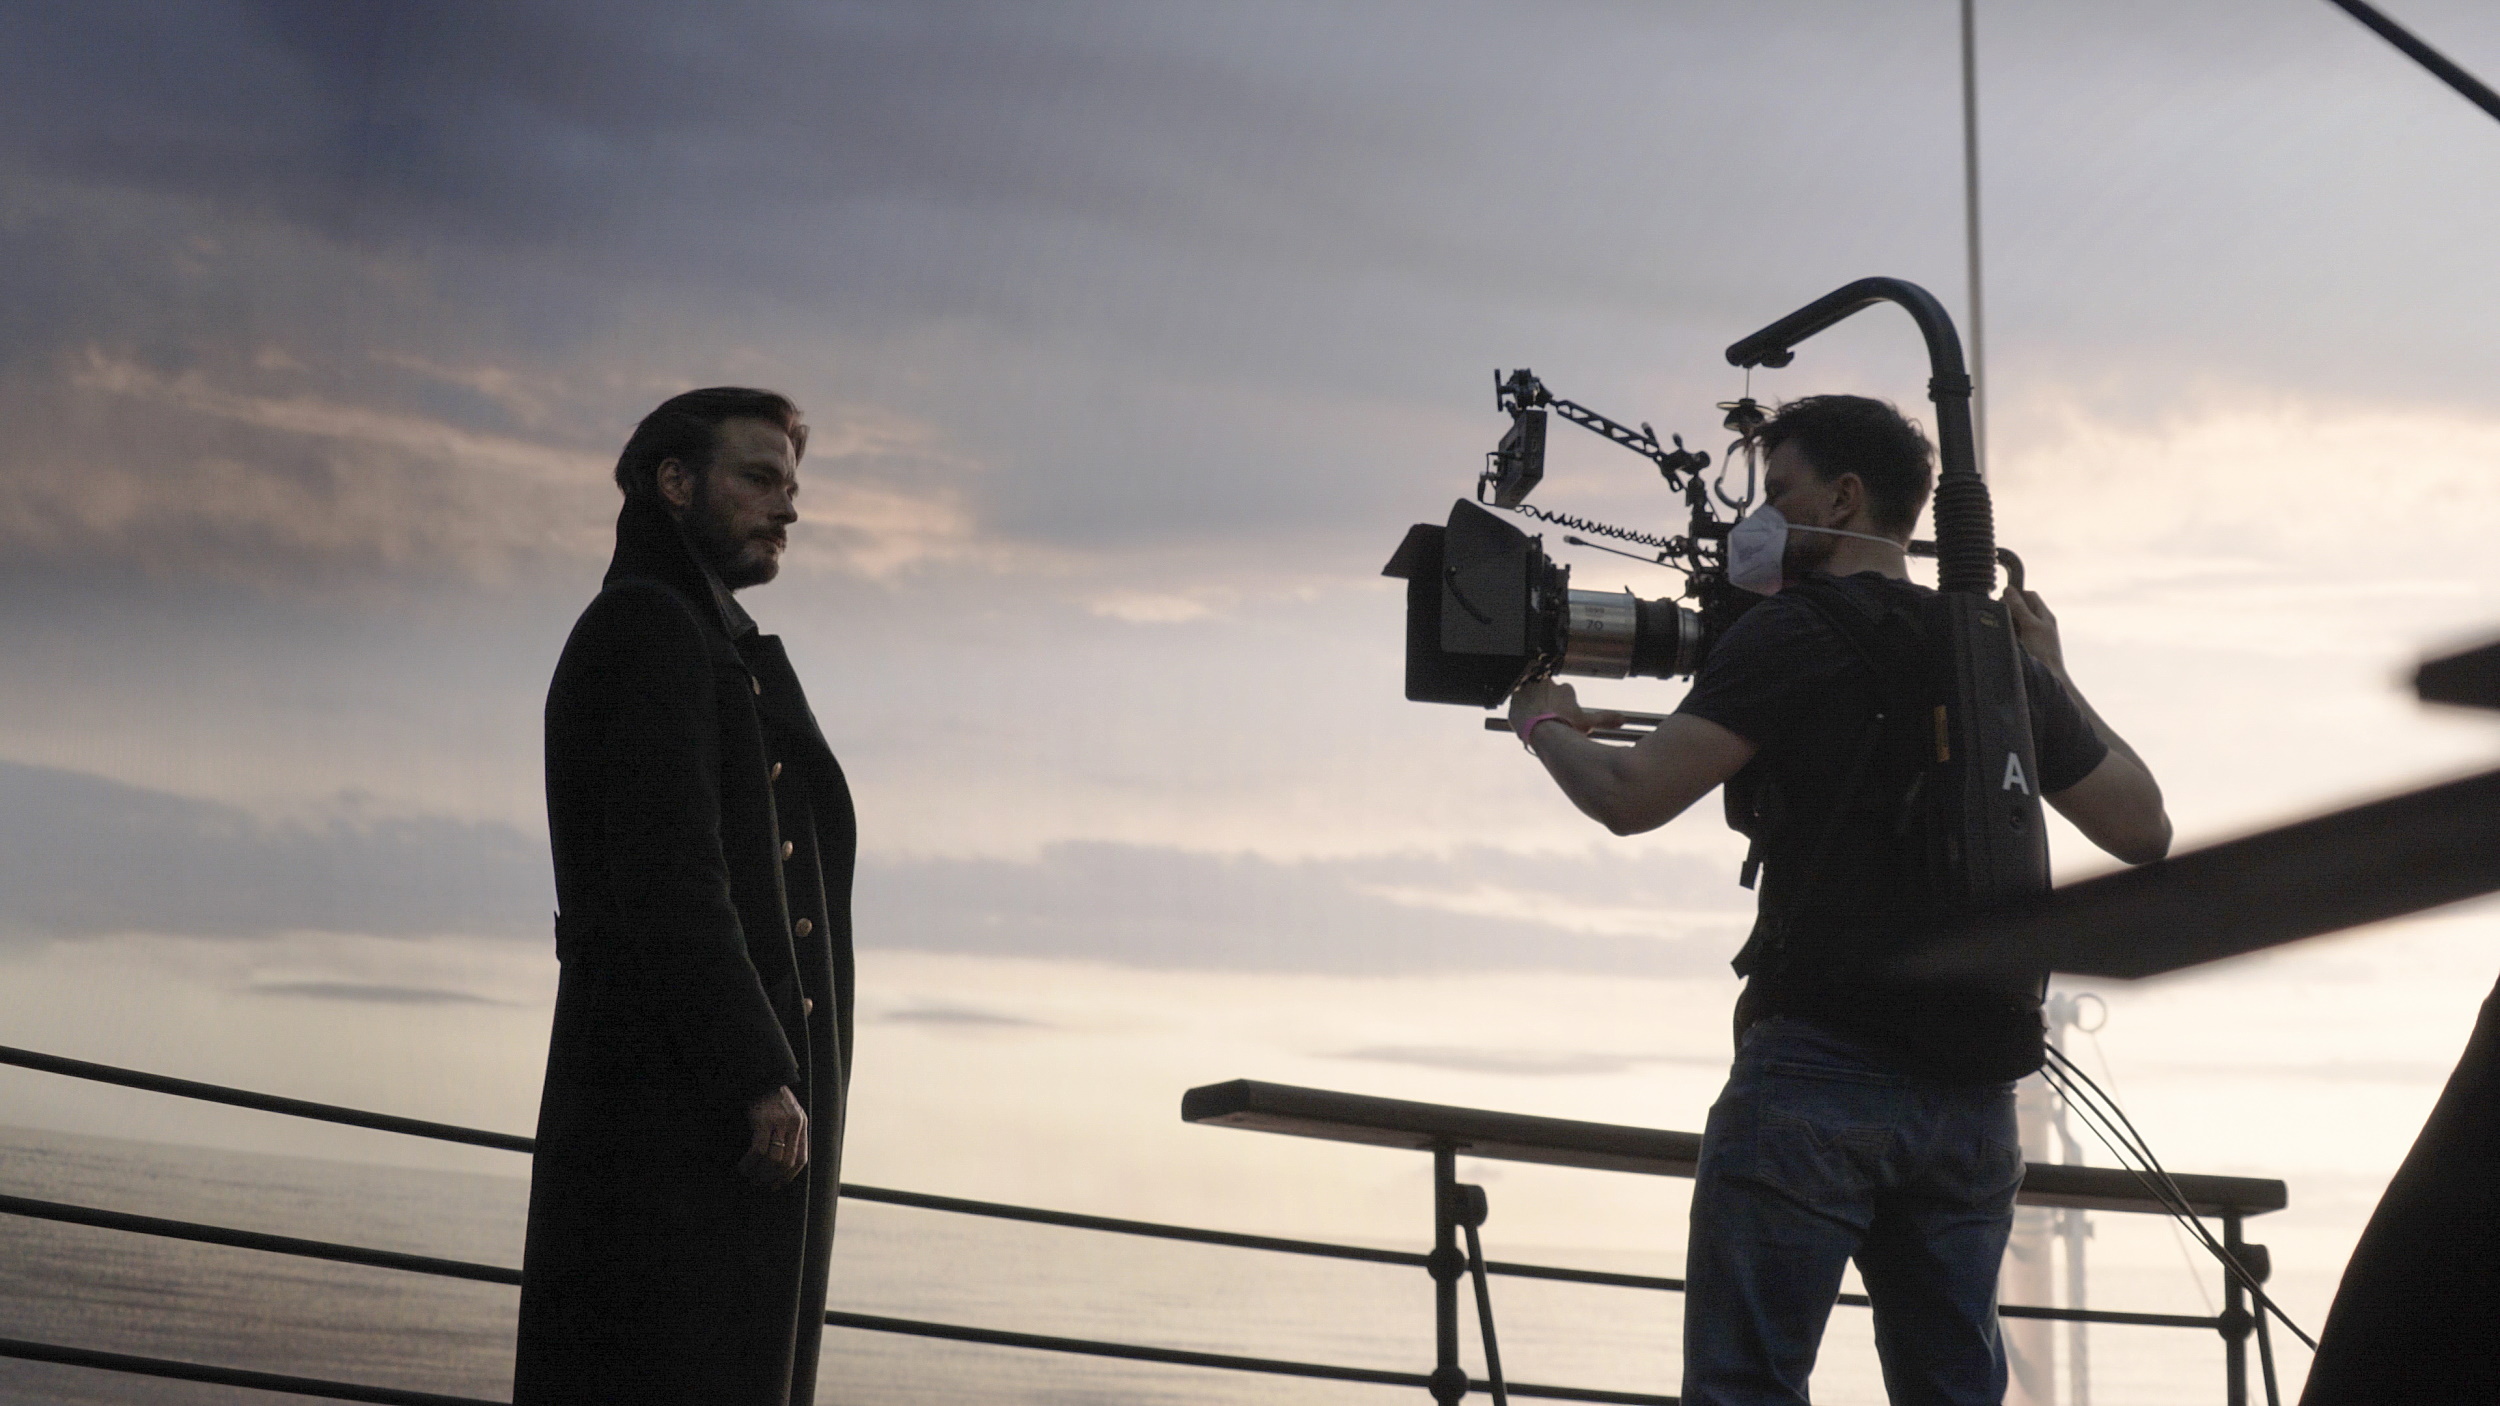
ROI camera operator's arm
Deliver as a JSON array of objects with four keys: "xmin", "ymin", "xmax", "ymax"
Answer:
[
  {"xmin": 1509, "ymin": 677, "xmax": 1757, "ymax": 836},
  {"xmin": 2008, "ymin": 588, "xmax": 2173, "ymax": 865}
]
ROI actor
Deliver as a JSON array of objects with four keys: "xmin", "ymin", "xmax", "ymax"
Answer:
[
  {"xmin": 514, "ymin": 387, "xmax": 855, "ymax": 1406},
  {"xmin": 1505, "ymin": 396, "xmax": 2169, "ymax": 1406}
]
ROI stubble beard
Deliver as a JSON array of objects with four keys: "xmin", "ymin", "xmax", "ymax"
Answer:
[{"xmin": 687, "ymin": 479, "xmax": 780, "ymax": 590}]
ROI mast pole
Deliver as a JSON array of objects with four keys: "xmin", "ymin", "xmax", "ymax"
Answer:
[{"xmin": 1960, "ymin": 0, "xmax": 1987, "ymax": 478}]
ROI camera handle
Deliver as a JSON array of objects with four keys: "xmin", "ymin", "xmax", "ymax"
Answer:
[{"xmin": 1479, "ymin": 711, "xmax": 1665, "ymax": 744}]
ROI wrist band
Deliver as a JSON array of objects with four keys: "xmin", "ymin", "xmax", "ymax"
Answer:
[{"xmin": 1515, "ymin": 711, "xmax": 1572, "ymax": 751}]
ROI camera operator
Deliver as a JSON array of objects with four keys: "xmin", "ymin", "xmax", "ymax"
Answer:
[{"xmin": 1506, "ymin": 395, "xmax": 2169, "ymax": 1406}]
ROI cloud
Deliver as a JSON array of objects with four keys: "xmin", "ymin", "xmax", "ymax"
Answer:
[
  {"xmin": 0, "ymin": 325, "xmax": 995, "ymax": 591},
  {"xmin": 2143, "ymin": 1058, "xmax": 2460, "ymax": 1086},
  {"xmin": 1331, "ymin": 1045, "xmax": 1725, "ymax": 1078},
  {"xmin": 247, "ymin": 979, "xmax": 507, "ymax": 1006},
  {"xmin": 0, "ymin": 760, "xmax": 547, "ymax": 942},
  {"xmin": 854, "ymin": 841, "xmax": 1753, "ymax": 976},
  {"xmin": 0, "ymin": 758, "xmax": 1751, "ymax": 976},
  {"xmin": 6, "ymin": 0, "xmax": 2496, "ymax": 604},
  {"xmin": 876, "ymin": 1003, "xmax": 1048, "ymax": 1029}
]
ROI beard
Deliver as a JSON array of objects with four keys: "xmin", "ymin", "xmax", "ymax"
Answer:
[{"xmin": 685, "ymin": 479, "xmax": 781, "ymax": 590}]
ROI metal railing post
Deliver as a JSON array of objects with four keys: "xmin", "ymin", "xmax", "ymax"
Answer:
[
  {"xmin": 2221, "ymin": 1212, "xmax": 2250, "ymax": 1406},
  {"xmin": 1428, "ymin": 1144, "xmax": 1469, "ymax": 1403}
]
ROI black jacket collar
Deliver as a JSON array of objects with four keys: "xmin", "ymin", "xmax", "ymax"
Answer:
[
  {"xmin": 603, "ymin": 493, "xmax": 755, "ymax": 641},
  {"xmin": 603, "ymin": 494, "xmax": 838, "ymax": 774}
]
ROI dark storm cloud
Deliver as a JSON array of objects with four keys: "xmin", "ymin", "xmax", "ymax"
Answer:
[
  {"xmin": 10, "ymin": 0, "xmax": 2494, "ymax": 373},
  {"xmin": 1, "ymin": 0, "xmax": 2492, "ymax": 590},
  {"xmin": 0, "ymin": 758, "xmax": 1747, "ymax": 974},
  {"xmin": 0, "ymin": 0, "xmax": 1969, "ymax": 410}
]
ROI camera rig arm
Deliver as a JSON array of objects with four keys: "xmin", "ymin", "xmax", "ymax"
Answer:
[{"xmin": 1494, "ymin": 368, "xmax": 1711, "ymax": 488}]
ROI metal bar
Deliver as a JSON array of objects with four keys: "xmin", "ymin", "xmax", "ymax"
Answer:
[
  {"xmin": 1960, "ymin": 0, "xmax": 1988, "ymax": 476},
  {"xmin": 0, "ymin": 1196, "xmax": 1665, "ymax": 1402},
  {"xmin": 823, "ymin": 1311, "xmax": 1678, "ymax": 1405},
  {"xmin": 0, "ymin": 1196, "xmax": 1680, "ymax": 1402},
  {"xmin": 1431, "ymin": 1146, "xmax": 1466, "ymax": 1404},
  {"xmin": 1185, "ymin": 1080, "xmax": 2287, "ymax": 1216},
  {"xmin": 0, "ymin": 1187, "xmax": 2223, "ymax": 1333},
  {"xmin": 0, "ymin": 1044, "xmax": 534, "ymax": 1154},
  {"xmin": 1998, "ymin": 1304, "xmax": 2220, "ymax": 1331},
  {"xmin": 2322, "ymin": 0, "xmax": 2500, "ymax": 126},
  {"xmin": 0, "ymin": 1335, "xmax": 501, "ymax": 1406},
  {"xmin": 1483, "ymin": 1260, "xmax": 1681, "ymax": 1293},
  {"xmin": 1548, "ymin": 399, "xmax": 1674, "ymax": 469},
  {"xmin": 1838, "ymin": 1288, "xmax": 2215, "ymax": 1331},
  {"xmin": 1483, "ymin": 716, "xmax": 1661, "ymax": 744},
  {"xmin": 2224, "ymin": 1214, "xmax": 2250, "ymax": 1406},
  {"xmin": 840, "ymin": 1183, "xmax": 1427, "ymax": 1268},
  {"xmin": 0, "ymin": 1192, "xmax": 521, "ymax": 1285}
]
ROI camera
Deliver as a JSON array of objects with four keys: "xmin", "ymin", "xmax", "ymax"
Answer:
[
  {"xmin": 1391, "ymin": 275, "xmax": 2051, "ymax": 927},
  {"xmin": 1381, "ymin": 368, "xmax": 1763, "ymax": 708}
]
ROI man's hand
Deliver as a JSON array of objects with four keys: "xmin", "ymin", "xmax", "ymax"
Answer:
[
  {"xmin": 2009, "ymin": 580, "xmax": 2174, "ymax": 863},
  {"xmin": 737, "ymin": 1085, "xmax": 809, "ymax": 1189},
  {"xmin": 1506, "ymin": 676, "xmax": 1623, "ymax": 738},
  {"xmin": 1509, "ymin": 667, "xmax": 1755, "ymax": 835},
  {"xmin": 2005, "ymin": 587, "xmax": 2066, "ymax": 676}
]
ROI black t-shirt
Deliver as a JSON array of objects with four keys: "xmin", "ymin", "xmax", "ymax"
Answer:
[{"xmin": 1675, "ymin": 571, "xmax": 2108, "ymax": 1078}]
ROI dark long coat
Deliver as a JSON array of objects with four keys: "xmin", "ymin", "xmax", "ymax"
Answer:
[
  {"xmin": 2300, "ymin": 970, "xmax": 2500, "ymax": 1404},
  {"xmin": 514, "ymin": 494, "xmax": 856, "ymax": 1406}
]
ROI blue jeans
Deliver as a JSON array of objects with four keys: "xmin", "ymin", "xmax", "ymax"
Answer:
[{"xmin": 1682, "ymin": 1016, "xmax": 2022, "ymax": 1406}]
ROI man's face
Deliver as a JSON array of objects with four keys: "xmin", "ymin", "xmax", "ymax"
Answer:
[
  {"xmin": 665, "ymin": 417, "xmax": 800, "ymax": 590},
  {"xmin": 1762, "ymin": 440, "xmax": 1844, "ymax": 576}
]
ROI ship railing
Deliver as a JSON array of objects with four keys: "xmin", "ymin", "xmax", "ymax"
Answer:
[{"xmin": 0, "ymin": 1042, "xmax": 2286, "ymax": 1406}]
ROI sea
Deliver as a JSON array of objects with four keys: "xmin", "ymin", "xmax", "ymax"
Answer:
[{"xmin": 0, "ymin": 1123, "xmax": 2249, "ymax": 1405}]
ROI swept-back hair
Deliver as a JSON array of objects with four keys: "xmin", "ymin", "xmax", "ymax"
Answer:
[
  {"xmin": 612, "ymin": 387, "xmax": 807, "ymax": 501},
  {"xmin": 1756, "ymin": 394, "xmax": 1933, "ymax": 536}
]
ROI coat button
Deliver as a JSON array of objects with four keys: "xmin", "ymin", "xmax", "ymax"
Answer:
[
  {"xmin": 793, "ymin": 918, "xmax": 813, "ymax": 937},
  {"xmin": 769, "ymin": 762, "xmax": 783, "ymax": 782},
  {"xmin": 781, "ymin": 841, "xmax": 794, "ymax": 860},
  {"xmin": 750, "ymin": 676, "xmax": 762, "ymax": 695}
]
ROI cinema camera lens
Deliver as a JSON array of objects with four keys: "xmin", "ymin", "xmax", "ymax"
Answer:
[{"xmin": 1382, "ymin": 498, "xmax": 1717, "ymax": 708}]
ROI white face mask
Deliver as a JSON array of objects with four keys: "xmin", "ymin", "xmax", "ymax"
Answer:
[{"xmin": 1726, "ymin": 505, "xmax": 1902, "ymax": 596}]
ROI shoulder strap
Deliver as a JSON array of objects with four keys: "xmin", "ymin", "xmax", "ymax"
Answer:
[{"xmin": 1780, "ymin": 578, "xmax": 1917, "ymax": 691}]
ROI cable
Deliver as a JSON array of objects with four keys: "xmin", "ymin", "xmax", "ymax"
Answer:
[
  {"xmin": 2037, "ymin": 1058, "xmax": 2264, "ymax": 1305},
  {"xmin": 2081, "ymin": 1026, "xmax": 2214, "ymax": 1316},
  {"xmin": 1496, "ymin": 503, "xmax": 1681, "ymax": 554},
  {"xmin": 2037, "ymin": 1077, "xmax": 2305, "ymax": 1406},
  {"xmin": 2038, "ymin": 1062, "xmax": 2311, "ymax": 1383},
  {"xmin": 2039, "ymin": 1051, "xmax": 2317, "ymax": 1353}
]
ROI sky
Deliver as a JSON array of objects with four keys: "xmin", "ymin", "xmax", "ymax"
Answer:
[{"xmin": 1, "ymin": 1, "xmax": 2498, "ymax": 1400}]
